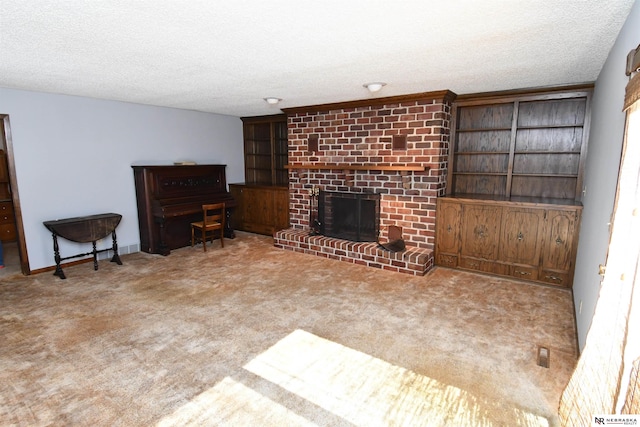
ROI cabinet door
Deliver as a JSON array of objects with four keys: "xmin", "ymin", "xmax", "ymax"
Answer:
[
  {"xmin": 242, "ymin": 115, "xmax": 288, "ymax": 186},
  {"xmin": 242, "ymin": 188, "xmax": 265, "ymax": 226},
  {"xmin": 273, "ymin": 188, "xmax": 290, "ymax": 231},
  {"xmin": 541, "ymin": 208, "xmax": 580, "ymax": 273},
  {"xmin": 461, "ymin": 204, "xmax": 502, "ymax": 260},
  {"xmin": 499, "ymin": 207, "xmax": 544, "ymax": 266},
  {"xmin": 436, "ymin": 199, "xmax": 461, "ymax": 254},
  {"xmin": 273, "ymin": 122, "xmax": 289, "ymax": 186}
]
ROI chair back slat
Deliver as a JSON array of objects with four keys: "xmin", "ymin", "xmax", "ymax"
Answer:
[{"xmin": 202, "ymin": 203, "xmax": 225, "ymax": 227}]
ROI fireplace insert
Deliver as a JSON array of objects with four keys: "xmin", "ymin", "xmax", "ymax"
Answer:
[{"xmin": 318, "ymin": 191, "xmax": 380, "ymax": 242}]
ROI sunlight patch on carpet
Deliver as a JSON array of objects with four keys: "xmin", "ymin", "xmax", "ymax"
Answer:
[
  {"xmin": 155, "ymin": 329, "xmax": 550, "ymax": 426},
  {"xmin": 244, "ymin": 329, "xmax": 549, "ymax": 426},
  {"xmin": 156, "ymin": 376, "xmax": 317, "ymax": 427}
]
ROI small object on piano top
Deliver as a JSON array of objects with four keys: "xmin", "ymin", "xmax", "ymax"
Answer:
[{"xmin": 174, "ymin": 161, "xmax": 197, "ymax": 165}]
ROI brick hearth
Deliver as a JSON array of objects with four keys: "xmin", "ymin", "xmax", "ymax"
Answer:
[
  {"xmin": 274, "ymin": 228, "xmax": 433, "ymax": 276},
  {"xmin": 275, "ymin": 90, "xmax": 455, "ymax": 275}
]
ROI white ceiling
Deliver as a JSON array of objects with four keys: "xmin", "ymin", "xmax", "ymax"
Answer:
[{"xmin": 0, "ymin": 1, "xmax": 636, "ymax": 117}]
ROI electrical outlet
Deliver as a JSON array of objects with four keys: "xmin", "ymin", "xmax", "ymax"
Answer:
[{"xmin": 579, "ymin": 300, "xmax": 583, "ymax": 314}]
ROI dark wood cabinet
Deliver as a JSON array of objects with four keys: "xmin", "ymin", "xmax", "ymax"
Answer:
[
  {"xmin": 229, "ymin": 184, "xmax": 289, "ymax": 236},
  {"xmin": 437, "ymin": 86, "xmax": 590, "ymax": 287},
  {"xmin": 242, "ymin": 115, "xmax": 288, "ymax": 186},
  {"xmin": 436, "ymin": 197, "xmax": 581, "ymax": 287},
  {"xmin": 235, "ymin": 114, "xmax": 289, "ymax": 236}
]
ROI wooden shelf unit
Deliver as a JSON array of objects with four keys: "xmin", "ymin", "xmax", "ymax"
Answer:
[
  {"xmin": 242, "ymin": 114, "xmax": 288, "ymax": 187},
  {"xmin": 235, "ymin": 114, "xmax": 290, "ymax": 235},
  {"xmin": 448, "ymin": 87, "xmax": 592, "ymax": 201},
  {"xmin": 437, "ymin": 86, "xmax": 593, "ymax": 287}
]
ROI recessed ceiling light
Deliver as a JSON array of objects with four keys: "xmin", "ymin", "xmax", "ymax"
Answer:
[
  {"xmin": 264, "ymin": 97, "xmax": 282, "ymax": 105},
  {"xmin": 363, "ymin": 82, "xmax": 386, "ymax": 93}
]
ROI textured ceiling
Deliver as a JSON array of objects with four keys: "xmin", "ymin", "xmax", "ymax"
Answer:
[{"xmin": 0, "ymin": 1, "xmax": 636, "ymax": 117}]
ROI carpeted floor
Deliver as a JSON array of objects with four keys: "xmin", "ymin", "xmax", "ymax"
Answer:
[{"xmin": 0, "ymin": 232, "xmax": 577, "ymax": 426}]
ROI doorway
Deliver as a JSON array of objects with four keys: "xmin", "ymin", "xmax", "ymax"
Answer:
[{"xmin": 0, "ymin": 114, "xmax": 30, "ymax": 276}]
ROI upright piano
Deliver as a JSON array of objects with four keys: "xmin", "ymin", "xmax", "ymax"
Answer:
[{"xmin": 132, "ymin": 165, "xmax": 236, "ymax": 255}]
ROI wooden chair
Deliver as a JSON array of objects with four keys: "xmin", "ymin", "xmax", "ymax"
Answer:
[{"xmin": 191, "ymin": 203, "xmax": 225, "ymax": 251}]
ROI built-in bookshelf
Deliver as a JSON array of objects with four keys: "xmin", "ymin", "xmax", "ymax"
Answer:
[{"xmin": 448, "ymin": 86, "xmax": 592, "ymax": 202}]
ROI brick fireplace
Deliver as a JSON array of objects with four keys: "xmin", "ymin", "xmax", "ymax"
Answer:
[{"xmin": 274, "ymin": 90, "xmax": 455, "ymax": 275}]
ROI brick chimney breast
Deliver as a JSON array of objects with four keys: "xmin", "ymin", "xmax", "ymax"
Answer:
[{"xmin": 276, "ymin": 90, "xmax": 455, "ymax": 275}]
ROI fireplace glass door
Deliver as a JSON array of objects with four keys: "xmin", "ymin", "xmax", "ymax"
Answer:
[{"xmin": 318, "ymin": 191, "xmax": 380, "ymax": 242}]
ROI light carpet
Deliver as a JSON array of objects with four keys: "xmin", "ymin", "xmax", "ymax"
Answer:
[{"xmin": 0, "ymin": 232, "xmax": 577, "ymax": 426}]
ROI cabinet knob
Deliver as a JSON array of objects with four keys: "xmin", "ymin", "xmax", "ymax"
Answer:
[
  {"xmin": 544, "ymin": 275, "xmax": 563, "ymax": 283},
  {"xmin": 447, "ymin": 225, "xmax": 452, "ymax": 233},
  {"xmin": 517, "ymin": 232, "xmax": 524, "ymax": 241},
  {"xmin": 555, "ymin": 237, "xmax": 564, "ymax": 245},
  {"xmin": 474, "ymin": 226, "xmax": 487, "ymax": 238}
]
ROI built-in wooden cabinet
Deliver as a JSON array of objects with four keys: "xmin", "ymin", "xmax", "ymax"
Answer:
[
  {"xmin": 229, "ymin": 184, "xmax": 289, "ymax": 236},
  {"xmin": 437, "ymin": 86, "xmax": 590, "ymax": 287},
  {"xmin": 242, "ymin": 114, "xmax": 288, "ymax": 186},
  {"xmin": 234, "ymin": 114, "xmax": 290, "ymax": 236},
  {"xmin": 448, "ymin": 86, "xmax": 591, "ymax": 201},
  {"xmin": 436, "ymin": 197, "xmax": 581, "ymax": 287}
]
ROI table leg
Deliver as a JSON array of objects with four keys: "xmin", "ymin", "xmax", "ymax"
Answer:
[
  {"xmin": 111, "ymin": 230, "xmax": 122, "ymax": 265},
  {"xmin": 51, "ymin": 233, "xmax": 66, "ymax": 279}
]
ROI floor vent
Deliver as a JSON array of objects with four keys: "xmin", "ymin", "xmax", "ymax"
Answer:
[{"xmin": 537, "ymin": 346, "xmax": 550, "ymax": 368}]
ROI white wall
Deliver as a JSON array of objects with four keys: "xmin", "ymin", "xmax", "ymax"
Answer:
[
  {"xmin": 573, "ymin": 0, "xmax": 640, "ymax": 350},
  {"xmin": 0, "ymin": 88, "xmax": 244, "ymax": 271}
]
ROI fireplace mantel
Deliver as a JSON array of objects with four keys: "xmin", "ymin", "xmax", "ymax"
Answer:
[{"xmin": 285, "ymin": 164, "xmax": 426, "ymax": 189}]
